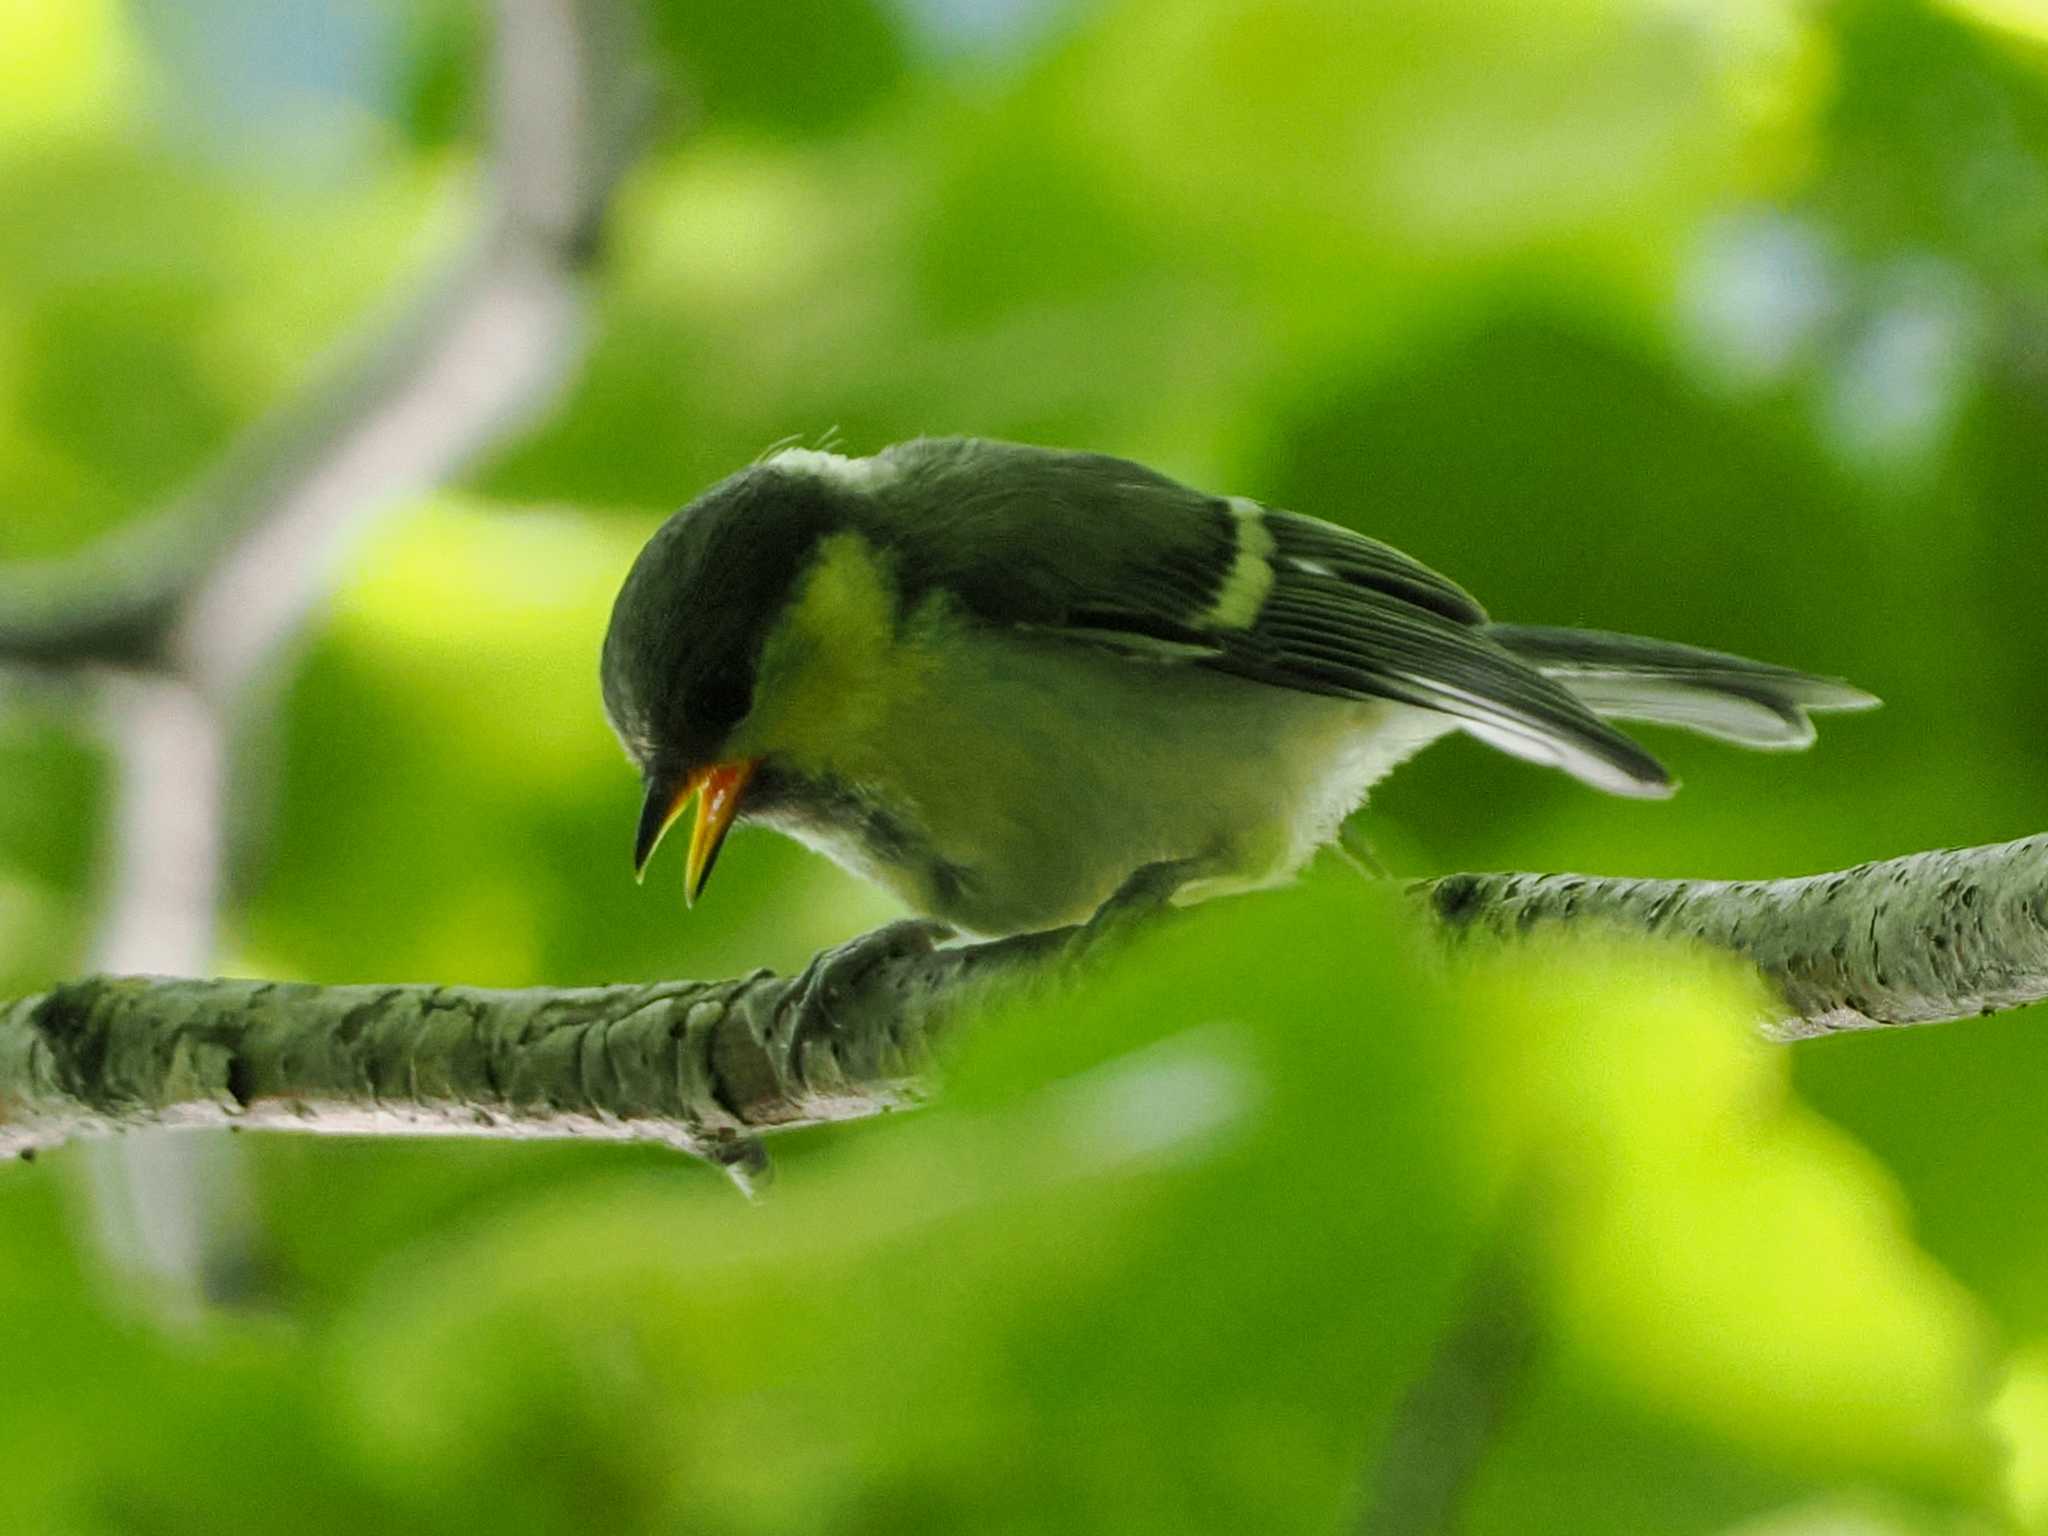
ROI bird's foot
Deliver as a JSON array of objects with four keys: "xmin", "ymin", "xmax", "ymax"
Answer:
[
  {"xmin": 813, "ymin": 917, "xmax": 956, "ymax": 993},
  {"xmin": 703, "ymin": 922, "xmax": 949, "ymax": 1199},
  {"xmin": 783, "ymin": 915, "xmax": 955, "ymax": 1048},
  {"xmin": 705, "ymin": 1133, "xmax": 773, "ymax": 1200},
  {"xmin": 1075, "ymin": 857, "xmax": 1204, "ymax": 963},
  {"xmin": 1335, "ymin": 816, "xmax": 1391, "ymax": 881}
]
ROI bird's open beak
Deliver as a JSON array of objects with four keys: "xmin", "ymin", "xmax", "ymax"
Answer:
[{"xmin": 633, "ymin": 759, "xmax": 759, "ymax": 905}]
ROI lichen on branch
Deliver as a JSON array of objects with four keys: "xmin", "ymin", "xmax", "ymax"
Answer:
[
  {"xmin": 1423, "ymin": 834, "xmax": 2048, "ymax": 1039},
  {"xmin": 6, "ymin": 835, "xmax": 2048, "ymax": 1164}
]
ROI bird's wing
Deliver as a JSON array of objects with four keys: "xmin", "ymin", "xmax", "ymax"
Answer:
[{"xmin": 868, "ymin": 439, "xmax": 1672, "ymax": 797}]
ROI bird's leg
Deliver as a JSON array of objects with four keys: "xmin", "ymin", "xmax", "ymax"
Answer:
[
  {"xmin": 725, "ymin": 916, "xmax": 953, "ymax": 1196},
  {"xmin": 705, "ymin": 1133, "xmax": 773, "ymax": 1200},
  {"xmin": 1335, "ymin": 813, "xmax": 1391, "ymax": 880},
  {"xmin": 1075, "ymin": 857, "xmax": 1206, "ymax": 961},
  {"xmin": 790, "ymin": 917, "xmax": 956, "ymax": 1020},
  {"xmin": 782, "ymin": 915, "xmax": 956, "ymax": 1046}
]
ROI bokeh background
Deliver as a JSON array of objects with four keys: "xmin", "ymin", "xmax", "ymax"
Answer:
[{"xmin": 3, "ymin": 0, "xmax": 2047, "ymax": 1531}]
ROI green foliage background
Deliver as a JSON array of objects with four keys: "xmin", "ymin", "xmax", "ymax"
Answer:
[{"xmin": 2, "ymin": 0, "xmax": 2047, "ymax": 1530}]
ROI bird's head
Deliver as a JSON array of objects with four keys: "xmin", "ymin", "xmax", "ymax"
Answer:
[{"xmin": 601, "ymin": 458, "xmax": 862, "ymax": 904}]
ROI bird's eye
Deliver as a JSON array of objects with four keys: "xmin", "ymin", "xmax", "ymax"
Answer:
[{"xmin": 688, "ymin": 668, "xmax": 753, "ymax": 735}]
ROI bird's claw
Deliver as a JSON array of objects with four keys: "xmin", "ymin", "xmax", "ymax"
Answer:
[
  {"xmin": 825, "ymin": 916, "xmax": 955, "ymax": 982},
  {"xmin": 1335, "ymin": 815, "xmax": 1391, "ymax": 880},
  {"xmin": 706, "ymin": 1133, "xmax": 773, "ymax": 1199},
  {"xmin": 1075, "ymin": 857, "xmax": 1203, "ymax": 962},
  {"xmin": 788, "ymin": 917, "xmax": 955, "ymax": 1036}
]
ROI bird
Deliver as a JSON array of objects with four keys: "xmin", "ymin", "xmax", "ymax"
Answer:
[{"xmin": 601, "ymin": 436, "xmax": 1875, "ymax": 938}]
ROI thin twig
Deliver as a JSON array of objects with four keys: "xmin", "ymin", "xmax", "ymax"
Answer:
[
  {"xmin": 0, "ymin": 0, "xmax": 653, "ymax": 1302},
  {"xmin": 0, "ymin": 0, "xmax": 651, "ymax": 682},
  {"xmin": 1357, "ymin": 1242, "xmax": 1537, "ymax": 1536}
]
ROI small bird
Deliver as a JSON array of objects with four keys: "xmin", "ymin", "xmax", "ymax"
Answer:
[{"xmin": 602, "ymin": 437, "xmax": 1875, "ymax": 937}]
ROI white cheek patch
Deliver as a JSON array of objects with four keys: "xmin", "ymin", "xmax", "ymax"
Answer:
[
  {"xmin": 1198, "ymin": 496, "xmax": 1277, "ymax": 630},
  {"xmin": 768, "ymin": 448, "xmax": 897, "ymax": 489}
]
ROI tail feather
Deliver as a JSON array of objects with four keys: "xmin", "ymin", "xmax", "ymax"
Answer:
[{"xmin": 1487, "ymin": 624, "xmax": 1878, "ymax": 752}]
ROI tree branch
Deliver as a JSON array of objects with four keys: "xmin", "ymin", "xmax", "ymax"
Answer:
[
  {"xmin": 0, "ymin": 0, "xmax": 654, "ymax": 1301},
  {"xmin": 0, "ymin": 922, "xmax": 1063, "ymax": 1164},
  {"xmin": 0, "ymin": 0, "xmax": 650, "ymax": 683},
  {"xmin": 1422, "ymin": 834, "xmax": 2048, "ymax": 1040},
  {"xmin": 1356, "ymin": 1240, "xmax": 1537, "ymax": 1536},
  {"xmin": 6, "ymin": 835, "xmax": 2048, "ymax": 1163}
]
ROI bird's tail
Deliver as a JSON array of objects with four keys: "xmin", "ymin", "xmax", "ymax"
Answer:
[{"xmin": 1487, "ymin": 624, "xmax": 1879, "ymax": 751}]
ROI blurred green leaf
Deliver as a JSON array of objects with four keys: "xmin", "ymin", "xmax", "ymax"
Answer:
[
  {"xmin": 645, "ymin": 0, "xmax": 910, "ymax": 139},
  {"xmin": 330, "ymin": 882, "xmax": 1478, "ymax": 1535},
  {"xmin": 0, "ymin": 0, "xmax": 140, "ymax": 142},
  {"xmin": 1456, "ymin": 943, "xmax": 1995, "ymax": 1492},
  {"xmin": 0, "ymin": 704, "xmax": 103, "ymax": 993},
  {"xmin": 391, "ymin": 0, "xmax": 485, "ymax": 149},
  {"xmin": 3, "ymin": 0, "xmax": 2047, "ymax": 1528}
]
